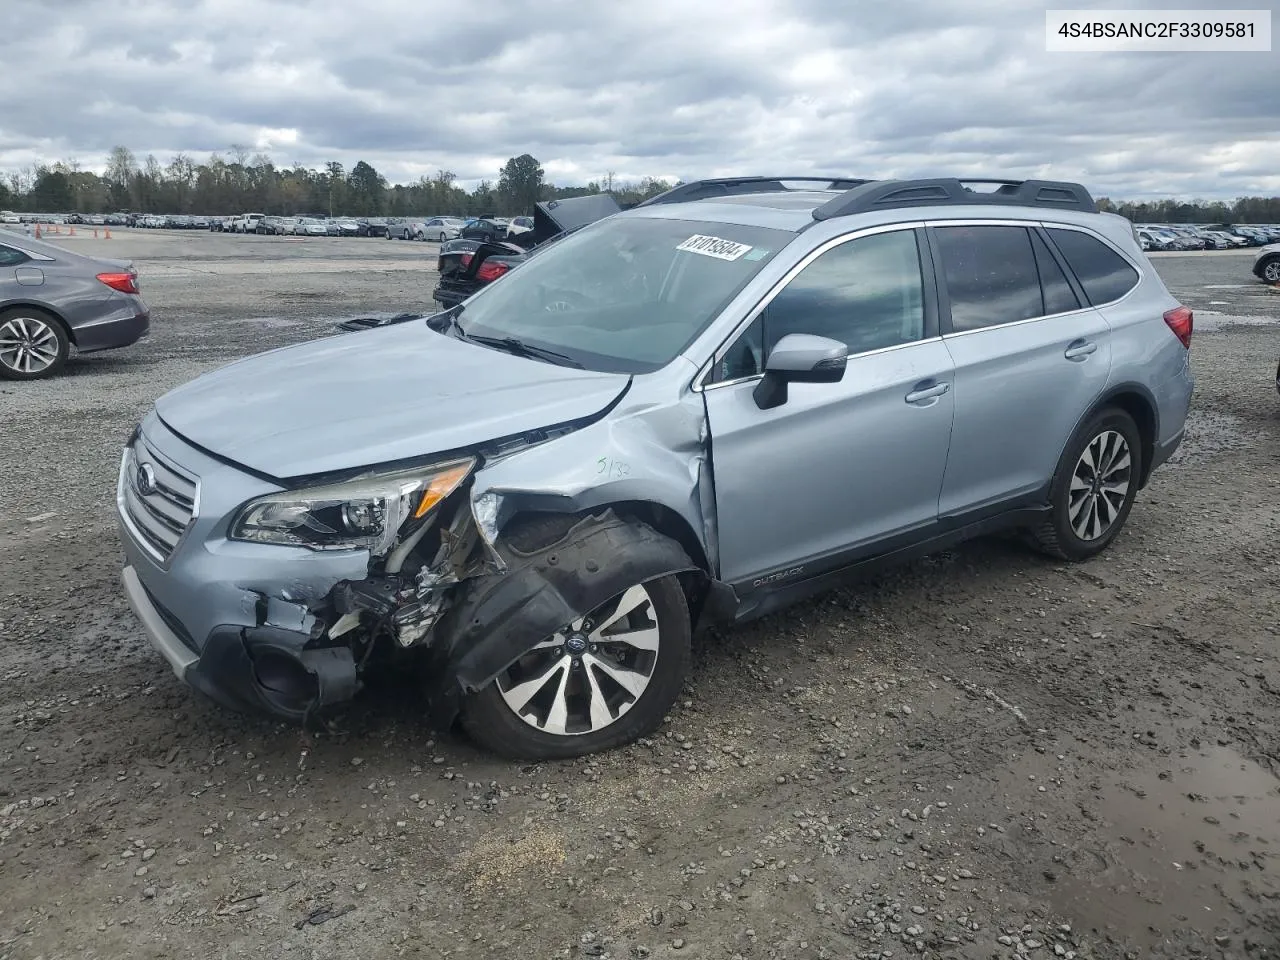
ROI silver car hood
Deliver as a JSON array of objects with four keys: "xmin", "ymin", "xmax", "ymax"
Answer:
[{"xmin": 154, "ymin": 323, "xmax": 630, "ymax": 479}]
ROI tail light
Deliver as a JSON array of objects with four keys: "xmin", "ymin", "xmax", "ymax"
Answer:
[
  {"xmin": 97, "ymin": 271, "xmax": 139, "ymax": 294},
  {"xmin": 1163, "ymin": 305, "xmax": 1192, "ymax": 348},
  {"xmin": 460, "ymin": 253, "xmax": 473, "ymax": 269},
  {"xmin": 475, "ymin": 261, "xmax": 510, "ymax": 282}
]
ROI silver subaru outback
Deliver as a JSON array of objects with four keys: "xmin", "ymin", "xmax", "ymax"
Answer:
[{"xmin": 116, "ymin": 176, "xmax": 1194, "ymax": 759}]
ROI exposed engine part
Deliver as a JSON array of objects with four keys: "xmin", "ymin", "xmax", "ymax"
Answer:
[
  {"xmin": 332, "ymin": 577, "xmax": 402, "ymax": 619},
  {"xmin": 419, "ymin": 499, "xmax": 486, "ymax": 589},
  {"xmin": 385, "ymin": 513, "xmax": 438, "ymax": 575},
  {"xmin": 392, "ymin": 597, "xmax": 446, "ymax": 647}
]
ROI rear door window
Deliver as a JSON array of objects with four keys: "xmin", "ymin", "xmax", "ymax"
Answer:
[
  {"xmin": 1046, "ymin": 228, "xmax": 1140, "ymax": 306},
  {"xmin": 933, "ymin": 225, "xmax": 1043, "ymax": 332}
]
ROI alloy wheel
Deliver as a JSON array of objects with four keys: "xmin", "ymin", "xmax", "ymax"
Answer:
[
  {"xmin": 495, "ymin": 583, "xmax": 662, "ymax": 736},
  {"xmin": 1068, "ymin": 430, "xmax": 1132, "ymax": 541},
  {"xmin": 0, "ymin": 316, "xmax": 61, "ymax": 375},
  {"xmin": 1264, "ymin": 260, "xmax": 1280, "ymax": 284}
]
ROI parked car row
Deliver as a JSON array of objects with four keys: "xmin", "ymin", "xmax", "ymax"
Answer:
[
  {"xmin": 206, "ymin": 214, "xmax": 455, "ymax": 238},
  {"xmin": 1136, "ymin": 222, "xmax": 1280, "ymax": 251},
  {"xmin": 201, "ymin": 213, "xmax": 535, "ymax": 243},
  {"xmin": 132, "ymin": 214, "xmax": 213, "ymax": 229}
]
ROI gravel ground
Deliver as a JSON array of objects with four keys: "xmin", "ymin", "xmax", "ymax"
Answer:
[{"xmin": 2, "ymin": 232, "xmax": 1279, "ymax": 960}]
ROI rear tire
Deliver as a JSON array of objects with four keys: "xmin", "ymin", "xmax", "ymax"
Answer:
[
  {"xmin": 0, "ymin": 308, "xmax": 70, "ymax": 381},
  {"xmin": 1261, "ymin": 257, "xmax": 1280, "ymax": 285},
  {"xmin": 1030, "ymin": 407, "xmax": 1142, "ymax": 561}
]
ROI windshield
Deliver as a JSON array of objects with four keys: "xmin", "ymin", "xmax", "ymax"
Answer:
[{"xmin": 453, "ymin": 215, "xmax": 791, "ymax": 373}]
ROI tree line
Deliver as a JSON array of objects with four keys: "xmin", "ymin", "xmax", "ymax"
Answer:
[
  {"xmin": 1094, "ymin": 195, "xmax": 1280, "ymax": 225},
  {"xmin": 1, "ymin": 146, "xmax": 1277, "ymax": 222},
  {"xmin": 0, "ymin": 147, "xmax": 675, "ymax": 218}
]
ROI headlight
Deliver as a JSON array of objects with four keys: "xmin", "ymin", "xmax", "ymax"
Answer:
[{"xmin": 230, "ymin": 458, "xmax": 474, "ymax": 554}]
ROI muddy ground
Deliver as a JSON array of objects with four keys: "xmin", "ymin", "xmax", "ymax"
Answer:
[{"xmin": 2, "ymin": 231, "xmax": 1279, "ymax": 960}]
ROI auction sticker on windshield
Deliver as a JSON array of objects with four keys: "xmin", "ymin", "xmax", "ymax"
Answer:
[{"xmin": 676, "ymin": 235, "xmax": 753, "ymax": 261}]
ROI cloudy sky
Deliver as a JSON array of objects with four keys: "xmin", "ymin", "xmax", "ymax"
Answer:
[{"xmin": 6, "ymin": 0, "xmax": 1278, "ymax": 198}]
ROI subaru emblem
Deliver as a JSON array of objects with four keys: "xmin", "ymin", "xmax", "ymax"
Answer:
[{"xmin": 136, "ymin": 462, "xmax": 157, "ymax": 497}]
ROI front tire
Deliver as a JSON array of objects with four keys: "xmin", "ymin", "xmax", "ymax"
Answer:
[
  {"xmin": 1261, "ymin": 257, "xmax": 1280, "ymax": 285},
  {"xmin": 0, "ymin": 309, "xmax": 70, "ymax": 380},
  {"xmin": 462, "ymin": 532, "xmax": 691, "ymax": 761},
  {"xmin": 1030, "ymin": 407, "xmax": 1142, "ymax": 561}
]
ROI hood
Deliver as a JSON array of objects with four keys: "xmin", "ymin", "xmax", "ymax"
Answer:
[{"xmin": 154, "ymin": 322, "xmax": 630, "ymax": 479}]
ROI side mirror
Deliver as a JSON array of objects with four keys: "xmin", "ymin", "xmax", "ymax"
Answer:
[{"xmin": 753, "ymin": 334, "xmax": 848, "ymax": 410}]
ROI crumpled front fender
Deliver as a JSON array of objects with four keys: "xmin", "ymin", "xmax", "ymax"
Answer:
[{"xmin": 423, "ymin": 510, "xmax": 693, "ymax": 729}]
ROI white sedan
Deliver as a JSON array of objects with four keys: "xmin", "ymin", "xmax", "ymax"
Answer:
[{"xmin": 413, "ymin": 217, "xmax": 464, "ymax": 242}]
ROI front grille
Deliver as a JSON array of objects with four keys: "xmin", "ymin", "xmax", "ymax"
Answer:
[{"xmin": 120, "ymin": 436, "xmax": 199, "ymax": 563}]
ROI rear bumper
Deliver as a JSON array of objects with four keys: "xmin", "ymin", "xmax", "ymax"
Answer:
[
  {"xmin": 1150, "ymin": 427, "xmax": 1184, "ymax": 474},
  {"xmin": 432, "ymin": 280, "xmax": 481, "ymax": 309},
  {"xmin": 73, "ymin": 306, "xmax": 149, "ymax": 352}
]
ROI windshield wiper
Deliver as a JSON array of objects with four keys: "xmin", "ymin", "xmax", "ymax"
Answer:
[{"xmin": 461, "ymin": 332, "xmax": 585, "ymax": 369}]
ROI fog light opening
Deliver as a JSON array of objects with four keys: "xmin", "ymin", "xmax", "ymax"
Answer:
[{"xmin": 251, "ymin": 649, "xmax": 318, "ymax": 709}]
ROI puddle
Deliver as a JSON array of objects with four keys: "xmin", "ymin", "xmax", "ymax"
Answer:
[{"xmin": 1052, "ymin": 746, "xmax": 1280, "ymax": 945}]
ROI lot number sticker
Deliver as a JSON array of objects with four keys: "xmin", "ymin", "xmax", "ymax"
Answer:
[{"xmin": 676, "ymin": 234, "xmax": 753, "ymax": 261}]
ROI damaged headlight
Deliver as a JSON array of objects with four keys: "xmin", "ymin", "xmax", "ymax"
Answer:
[{"xmin": 230, "ymin": 458, "xmax": 474, "ymax": 554}]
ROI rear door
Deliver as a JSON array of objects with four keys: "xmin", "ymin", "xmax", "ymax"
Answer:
[{"xmin": 932, "ymin": 222, "xmax": 1113, "ymax": 518}]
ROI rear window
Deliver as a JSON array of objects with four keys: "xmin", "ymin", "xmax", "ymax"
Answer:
[
  {"xmin": 1048, "ymin": 228, "xmax": 1140, "ymax": 306},
  {"xmin": 0, "ymin": 244, "xmax": 29, "ymax": 266}
]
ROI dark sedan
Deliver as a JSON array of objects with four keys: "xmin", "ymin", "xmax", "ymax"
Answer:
[{"xmin": 0, "ymin": 229, "xmax": 149, "ymax": 380}]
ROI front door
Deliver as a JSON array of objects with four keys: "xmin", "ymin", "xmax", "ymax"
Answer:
[{"xmin": 703, "ymin": 227, "xmax": 956, "ymax": 589}]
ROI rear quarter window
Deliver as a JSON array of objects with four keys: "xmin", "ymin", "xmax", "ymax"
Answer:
[
  {"xmin": 0, "ymin": 245, "xmax": 29, "ymax": 266},
  {"xmin": 1046, "ymin": 228, "xmax": 1140, "ymax": 306}
]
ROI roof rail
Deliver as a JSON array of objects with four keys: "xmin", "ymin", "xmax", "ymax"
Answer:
[
  {"xmin": 637, "ymin": 176, "xmax": 871, "ymax": 207},
  {"xmin": 811, "ymin": 178, "xmax": 1097, "ymax": 220}
]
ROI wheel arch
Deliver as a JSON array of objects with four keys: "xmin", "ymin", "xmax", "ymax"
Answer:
[
  {"xmin": 502, "ymin": 498, "xmax": 723, "ymax": 627},
  {"xmin": 424, "ymin": 507, "xmax": 701, "ymax": 730},
  {"xmin": 1087, "ymin": 383, "xmax": 1159, "ymax": 488},
  {"xmin": 0, "ymin": 300, "xmax": 76, "ymax": 345}
]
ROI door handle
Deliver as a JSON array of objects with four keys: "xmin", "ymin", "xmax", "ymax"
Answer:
[
  {"xmin": 1064, "ymin": 339, "xmax": 1097, "ymax": 360},
  {"xmin": 905, "ymin": 380, "xmax": 950, "ymax": 404}
]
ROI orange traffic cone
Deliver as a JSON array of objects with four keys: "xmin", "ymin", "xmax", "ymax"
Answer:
[
  {"xmin": 34, "ymin": 224, "xmax": 41, "ymax": 239},
  {"xmin": 68, "ymin": 226, "xmax": 76, "ymax": 236},
  {"xmin": 104, "ymin": 227, "xmax": 112, "ymax": 239},
  {"xmin": 92, "ymin": 228, "xmax": 98, "ymax": 238}
]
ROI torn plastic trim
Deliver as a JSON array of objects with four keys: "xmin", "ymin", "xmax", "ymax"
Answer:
[
  {"xmin": 188, "ymin": 624, "xmax": 361, "ymax": 724},
  {"xmin": 422, "ymin": 509, "xmax": 696, "ymax": 730}
]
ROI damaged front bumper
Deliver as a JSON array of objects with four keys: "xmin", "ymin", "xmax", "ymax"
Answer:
[
  {"xmin": 116, "ymin": 414, "xmax": 377, "ymax": 723},
  {"xmin": 121, "ymin": 565, "xmax": 358, "ymax": 721}
]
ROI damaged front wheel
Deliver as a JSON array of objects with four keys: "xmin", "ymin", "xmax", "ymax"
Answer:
[{"xmin": 462, "ymin": 576, "xmax": 690, "ymax": 759}]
